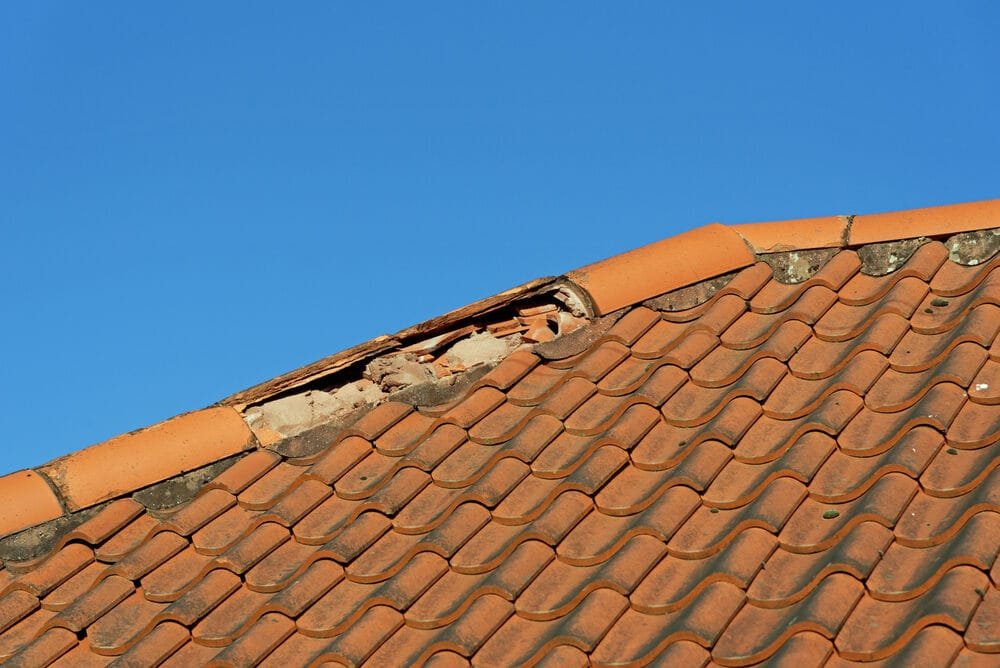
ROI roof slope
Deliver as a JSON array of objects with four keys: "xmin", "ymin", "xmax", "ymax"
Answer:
[{"xmin": 0, "ymin": 200, "xmax": 998, "ymax": 666}]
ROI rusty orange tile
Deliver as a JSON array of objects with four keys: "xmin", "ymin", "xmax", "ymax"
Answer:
[
  {"xmin": 40, "ymin": 407, "xmax": 254, "ymax": 512},
  {"xmin": 895, "ymin": 469, "xmax": 1000, "ymax": 547},
  {"xmin": 868, "ymin": 512, "xmax": 999, "ymax": 602},
  {"xmin": 838, "ymin": 242, "xmax": 948, "ymax": 305},
  {"xmin": 4, "ymin": 543, "xmax": 93, "ymax": 599},
  {"xmin": 835, "ymin": 566, "xmax": 988, "ymax": 661},
  {"xmin": 865, "ymin": 342, "xmax": 987, "ymax": 413},
  {"xmin": 0, "ymin": 590, "xmax": 38, "ymax": 636},
  {"xmin": 634, "ymin": 398, "xmax": 762, "ymax": 469},
  {"xmin": 631, "ymin": 528, "xmax": 775, "ymax": 614},
  {"xmin": 704, "ymin": 434, "xmax": 833, "ymax": 509},
  {"xmin": 931, "ymin": 252, "xmax": 1000, "ymax": 297},
  {"xmin": 663, "ymin": 358, "xmax": 786, "ymax": 427},
  {"xmin": 296, "ymin": 553, "xmax": 446, "ymax": 637},
  {"xmin": 205, "ymin": 450, "xmax": 280, "ymax": 494},
  {"xmin": 734, "ymin": 215, "xmax": 848, "ymax": 253},
  {"xmin": 809, "ymin": 427, "xmax": 940, "ymax": 503},
  {"xmin": 7, "ymin": 627, "xmax": 77, "ymax": 666},
  {"xmin": 156, "ymin": 488, "xmax": 235, "ymax": 537},
  {"xmin": 44, "ymin": 574, "xmax": 133, "ymax": 633},
  {"xmin": 345, "ymin": 504, "xmax": 489, "ymax": 583},
  {"xmin": 889, "ymin": 304, "xmax": 1000, "ymax": 372},
  {"xmin": 344, "ymin": 401, "xmax": 412, "ymax": 440},
  {"xmin": 112, "ymin": 621, "xmax": 189, "ymax": 667},
  {"xmin": 604, "ymin": 306, "xmax": 662, "ymax": 344},
  {"xmin": 0, "ymin": 606, "xmax": 55, "ymax": 660},
  {"xmin": 948, "ymin": 399, "xmax": 1000, "ymax": 448},
  {"xmin": 557, "ymin": 486, "xmax": 699, "ymax": 566},
  {"xmin": 592, "ymin": 583, "xmax": 744, "ymax": 666},
  {"xmin": 779, "ymin": 474, "xmax": 916, "ymax": 554},
  {"xmin": 59, "ymin": 498, "xmax": 144, "ymax": 547},
  {"xmin": 475, "ymin": 349, "xmax": 540, "ymax": 390},
  {"xmin": 567, "ymin": 223, "xmax": 755, "ymax": 315},
  {"xmin": 103, "ymin": 531, "xmax": 187, "ymax": 582},
  {"xmin": 969, "ymin": 359, "xmax": 1000, "ymax": 404},
  {"xmin": 155, "ymin": 568, "xmax": 241, "ymax": 628},
  {"xmin": 244, "ymin": 538, "xmax": 320, "ymax": 594},
  {"xmin": 732, "ymin": 396, "xmax": 859, "ymax": 464},
  {"xmin": 373, "ymin": 410, "xmax": 438, "ymax": 456},
  {"xmin": 913, "ymin": 269, "xmax": 1000, "ymax": 335},
  {"xmin": 966, "ymin": 586, "xmax": 1000, "ymax": 654},
  {"xmin": 921, "ymin": 441, "xmax": 1000, "ymax": 498},
  {"xmin": 713, "ymin": 573, "xmax": 862, "ymax": 666},
  {"xmin": 516, "ymin": 535, "xmax": 664, "ymax": 621},
  {"xmin": 139, "ymin": 546, "xmax": 213, "ymax": 603},
  {"xmin": 304, "ymin": 435, "xmax": 371, "ymax": 485},
  {"xmin": 721, "ymin": 286, "xmax": 837, "ymax": 350},
  {"xmin": 87, "ymin": 589, "xmax": 165, "ymax": 655},
  {"xmin": 0, "ymin": 470, "xmax": 64, "ymax": 538},
  {"xmin": 191, "ymin": 585, "xmax": 269, "ymax": 646},
  {"xmin": 813, "ymin": 276, "xmax": 927, "ymax": 341},
  {"xmin": 749, "ymin": 251, "xmax": 861, "ymax": 315},
  {"xmin": 690, "ymin": 320, "xmax": 810, "ymax": 388},
  {"xmin": 454, "ymin": 492, "xmax": 591, "ymax": 572},
  {"xmin": 261, "ymin": 559, "xmax": 343, "ymax": 619},
  {"xmin": 748, "ymin": 522, "xmax": 892, "ymax": 608},
  {"xmin": 599, "ymin": 441, "xmax": 731, "ymax": 514},
  {"xmin": 191, "ymin": 504, "xmax": 261, "ymax": 555},
  {"xmin": 42, "ymin": 562, "xmax": 104, "ymax": 612},
  {"xmin": 405, "ymin": 541, "xmax": 552, "ymax": 630},
  {"xmin": 668, "ymin": 478, "xmax": 806, "ymax": 559},
  {"xmin": 369, "ymin": 594, "xmax": 512, "ymax": 665},
  {"xmin": 159, "ymin": 639, "xmax": 220, "ymax": 666},
  {"xmin": 837, "ymin": 383, "xmax": 966, "ymax": 456},
  {"xmin": 477, "ymin": 588, "xmax": 629, "ymax": 665},
  {"xmin": 237, "ymin": 461, "xmax": 305, "ymax": 510},
  {"xmin": 208, "ymin": 612, "xmax": 295, "ymax": 666},
  {"xmin": 788, "ymin": 313, "xmax": 909, "ymax": 380}
]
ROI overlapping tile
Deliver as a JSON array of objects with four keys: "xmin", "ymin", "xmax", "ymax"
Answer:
[{"xmin": 2, "ymin": 208, "xmax": 1000, "ymax": 666}]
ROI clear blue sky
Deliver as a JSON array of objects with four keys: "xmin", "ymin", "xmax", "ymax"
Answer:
[{"xmin": 2, "ymin": 3, "xmax": 998, "ymax": 475}]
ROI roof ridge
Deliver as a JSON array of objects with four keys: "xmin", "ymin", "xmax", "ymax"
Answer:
[
  {"xmin": 568, "ymin": 198, "xmax": 1000, "ymax": 314},
  {"xmin": 1, "ymin": 197, "xmax": 996, "ymax": 543}
]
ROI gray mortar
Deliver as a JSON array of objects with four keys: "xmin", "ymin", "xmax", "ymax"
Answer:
[
  {"xmin": 759, "ymin": 248, "xmax": 839, "ymax": 284},
  {"xmin": 0, "ymin": 505, "xmax": 104, "ymax": 566},
  {"xmin": 366, "ymin": 353, "xmax": 435, "ymax": 391},
  {"xmin": 946, "ymin": 228, "xmax": 1000, "ymax": 265},
  {"xmin": 858, "ymin": 238, "xmax": 928, "ymax": 276},
  {"xmin": 134, "ymin": 453, "xmax": 244, "ymax": 512},
  {"xmin": 643, "ymin": 272, "xmax": 736, "ymax": 313}
]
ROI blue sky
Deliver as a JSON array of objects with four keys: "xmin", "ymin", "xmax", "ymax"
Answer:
[{"xmin": 1, "ymin": 3, "xmax": 998, "ymax": 474}]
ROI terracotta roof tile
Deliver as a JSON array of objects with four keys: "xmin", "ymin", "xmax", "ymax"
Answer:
[
  {"xmin": 850, "ymin": 199, "xmax": 1000, "ymax": 245},
  {"xmin": 2, "ymin": 198, "xmax": 1000, "ymax": 665}
]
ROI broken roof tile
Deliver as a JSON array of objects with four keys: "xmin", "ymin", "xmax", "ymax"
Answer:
[{"xmin": 4, "ymin": 198, "xmax": 1000, "ymax": 665}]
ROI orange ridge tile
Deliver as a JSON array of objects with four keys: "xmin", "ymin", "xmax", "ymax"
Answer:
[
  {"xmin": 0, "ymin": 470, "xmax": 64, "ymax": 539},
  {"xmin": 566, "ymin": 224, "xmax": 756, "ymax": 315},
  {"xmin": 849, "ymin": 199, "xmax": 1000, "ymax": 246},
  {"xmin": 38, "ymin": 407, "xmax": 256, "ymax": 513}
]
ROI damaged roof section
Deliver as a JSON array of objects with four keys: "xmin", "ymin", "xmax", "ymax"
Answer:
[{"xmin": 244, "ymin": 287, "xmax": 592, "ymax": 456}]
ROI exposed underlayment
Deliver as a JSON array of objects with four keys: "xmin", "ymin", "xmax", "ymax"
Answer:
[{"xmin": 243, "ymin": 287, "xmax": 591, "ymax": 452}]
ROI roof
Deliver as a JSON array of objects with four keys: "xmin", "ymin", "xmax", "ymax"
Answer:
[{"xmin": 1, "ymin": 198, "xmax": 998, "ymax": 666}]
